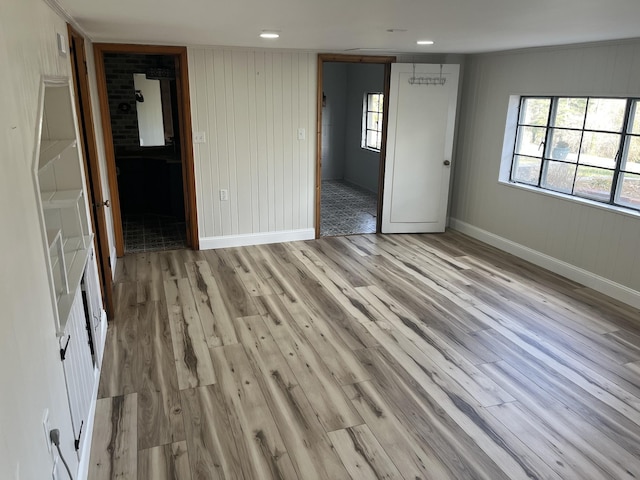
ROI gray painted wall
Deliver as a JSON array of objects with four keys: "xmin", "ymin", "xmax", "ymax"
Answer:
[
  {"xmin": 451, "ymin": 39, "xmax": 640, "ymax": 296},
  {"xmin": 321, "ymin": 63, "xmax": 347, "ymax": 180},
  {"xmin": 344, "ymin": 63, "xmax": 385, "ymax": 192}
]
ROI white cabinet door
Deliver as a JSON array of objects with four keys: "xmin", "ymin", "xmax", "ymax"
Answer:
[
  {"xmin": 60, "ymin": 288, "xmax": 96, "ymax": 456},
  {"xmin": 382, "ymin": 63, "xmax": 460, "ymax": 233}
]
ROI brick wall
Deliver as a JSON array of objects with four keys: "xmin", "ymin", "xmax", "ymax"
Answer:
[{"xmin": 103, "ymin": 53, "xmax": 176, "ymax": 148}]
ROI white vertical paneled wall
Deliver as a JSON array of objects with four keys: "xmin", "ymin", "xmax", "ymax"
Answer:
[
  {"xmin": 451, "ymin": 39, "xmax": 640, "ymax": 307},
  {"xmin": 0, "ymin": 0, "xmax": 81, "ymax": 478},
  {"xmin": 188, "ymin": 48, "xmax": 316, "ymax": 248}
]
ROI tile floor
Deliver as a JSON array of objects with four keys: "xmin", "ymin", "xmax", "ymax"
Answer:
[
  {"xmin": 320, "ymin": 180, "xmax": 378, "ymax": 236},
  {"xmin": 123, "ymin": 213, "xmax": 187, "ymax": 253}
]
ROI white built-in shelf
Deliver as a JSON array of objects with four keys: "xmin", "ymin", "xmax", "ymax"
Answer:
[
  {"xmin": 56, "ymin": 234, "xmax": 93, "ymax": 330},
  {"xmin": 46, "ymin": 228, "xmax": 62, "ymax": 249},
  {"xmin": 34, "ymin": 78, "xmax": 101, "ymax": 339},
  {"xmin": 64, "ymin": 234, "xmax": 93, "ymax": 254},
  {"xmin": 41, "ymin": 189, "xmax": 83, "ymax": 209},
  {"xmin": 39, "ymin": 139, "xmax": 76, "ymax": 171}
]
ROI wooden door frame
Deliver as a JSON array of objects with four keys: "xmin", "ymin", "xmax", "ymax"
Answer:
[
  {"xmin": 67, "ymin": 25, "xmax": 115, "ymax": 318},
  {"xmin": 93, "ymin": 43, "xmax": 199, "ymax": 256},
  {"xmin": 315, "ymin": 53, "xmax": 395, "ymax": 238}
]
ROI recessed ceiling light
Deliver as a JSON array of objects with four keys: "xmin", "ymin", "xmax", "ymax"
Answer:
[
  {"xmin": 260, "ymin": 32, "xmax": 280, "ymax": 39},
  {"xmin": 417, "ymin": 40, "xmax": 435, "ymax": 45}
]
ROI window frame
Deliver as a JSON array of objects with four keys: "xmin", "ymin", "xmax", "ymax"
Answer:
[
  {"xmin": 362, "ymin": 92, "xmax": 384, "ymax": 152},
  {"xmin": 509, "ymin": 95, "xmax": 640, "ymax": 213}
]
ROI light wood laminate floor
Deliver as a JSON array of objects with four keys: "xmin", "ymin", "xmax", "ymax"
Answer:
[{"xmin": 88, "ymin": 231, "xmax": 640, "ymax": 480}]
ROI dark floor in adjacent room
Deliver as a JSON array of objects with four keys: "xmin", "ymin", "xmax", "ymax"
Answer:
[
  {"xmin": 320, "ymin": 180, "xmax": 377, "ymax": 236},
  {"xmin": 122, "ymin": 213, "xmax": 187, "ymax": 253}
]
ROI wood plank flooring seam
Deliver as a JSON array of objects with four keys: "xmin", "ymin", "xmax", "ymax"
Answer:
[{"xmin": 89, "ymin": 232, "xmax": 640, "ymax": 480}]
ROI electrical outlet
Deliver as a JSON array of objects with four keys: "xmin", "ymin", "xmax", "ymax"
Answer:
[
  {"xmin": 220, "ymin": 189, "xmax": 229, "ymax": 201},
  {"xmin": 297, "ymin": 128, "xmax": 306, "ymax": 140},
  {"xmin": 193, "ymin": 131, "xmax": 206, "ymax": 144},
  {"xmin": 42, "ymin": 409, "xmax": 51, "ymax": 455}
]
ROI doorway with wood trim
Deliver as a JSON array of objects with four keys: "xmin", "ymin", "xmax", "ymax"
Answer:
[
  {"xmin": 94, "ymin": 43, "xmax": 198, "ymax": 256},
  {"xmin": 67, "ymin": 25, "xmax": 114, "ymax": 318},
  {"xmin": 315, "ymin": 54, "xmax": 394, "ymax": 238}
]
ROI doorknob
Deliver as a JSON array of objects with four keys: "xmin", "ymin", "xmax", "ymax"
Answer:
[
  {"xmin": 97, "ymin": 199, "xmax": 111, "ymax": 208},
  {"xmin": 443, "ymin": 160, "xmax": 451, "ymax": 166}
]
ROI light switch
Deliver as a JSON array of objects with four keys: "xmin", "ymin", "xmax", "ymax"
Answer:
[
  {"xmin": 297, "ymin": 128, "xmax": 306, "ymax": 140},
  {"xmin": 193, "ymin": 132, "xmax": 206, "ymax": 144},
  {"xmin": 56, "ymin": 33, "xmax": 67, "ymax": 57}
]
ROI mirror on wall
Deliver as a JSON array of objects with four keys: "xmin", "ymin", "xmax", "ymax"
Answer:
[
  {"xmin": 133, "ymin": 73, "xmax": 175, "ymax": 147},
  {"xmin": 133, "ymin": 74, "xmax": 163, "ymax": 146}
]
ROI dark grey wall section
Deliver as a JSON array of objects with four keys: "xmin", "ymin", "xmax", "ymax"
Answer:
[
  {"xmin": 321, "ymin": 63, "xmax": 348, "ymax": 180},
  {"xmin": 344, "ymin": 63, "xmax": 385, "ymax": 193}
]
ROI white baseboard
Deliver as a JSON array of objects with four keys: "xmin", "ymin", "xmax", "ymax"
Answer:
[
  {"xmin": 449, "ymin": 218, "xmax": 640, "ymax": 310},
  {"xmin": 199, "ymin": 228, "xmax": 315, "ymax": 250}
]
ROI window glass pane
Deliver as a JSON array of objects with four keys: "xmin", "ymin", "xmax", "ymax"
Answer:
[
  {"xmin": 512, "ymin": 156, "xmax": 541, "ymax": 185},
  {"xmin": 366, "ymin": 130, "xmax": 380, "ymax": 150},
  {"xmin": 579, "ymin": 131, "xmax": 620, "ymax": 169},
  {"xmin": 630, "ymin": 100, "xmax": 640, "ymax": 134},
  {"xmin": 521, "ymin": 98, "xmax": 550, "ymax": 126},
  {"xmin": 542, "ymin": 161, "xmax": 576, "ymax": 194},
  {"xmin": 367, "ymin": 112, "xmax": 378, "ymax": 129},
  {"xmin": 573, "ymin": 166, "xmax": 613, "ymax": 201},
  {"xmin": 584, "ymin": 98, "xmax": 626, "ymax": 132},
  {"xmin": 548, "ymin": 128, "xmax": 580, "ymax": 162},
  {"xmin": 374, "ymin": 94, "xmax": 383, "ymax": 112},
  {"xmin": 553, "ymin": 97, "xmax": 586, "ymax": 129},
  {"xmin": 368, "ymin": 93, "xmax": 382, "ymax": 112},
  {"xmin": 515, "ymin": 126, "xmax": 546, "ymax": 157},
  {"xmin": 616, "ymin": 172, "xmax": 640, "ymax": 209},
  {"xmin": 623, "ymin": 136, "xmax": 640, "ymax": 174}
]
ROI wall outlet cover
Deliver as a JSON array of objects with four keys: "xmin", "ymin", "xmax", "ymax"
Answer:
[
  {"xmin": 193, "ymin": 132, "xmax": 206, "ymax": 144},
  {"xmin": 56, "ymin": 32, "xmax": 67, "ymax": 57}
]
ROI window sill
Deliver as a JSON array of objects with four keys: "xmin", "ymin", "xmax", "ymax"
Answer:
[
  {"xmin": 498, "ymin": 180, "xmax": 640, "ymax": 220},
  {"xmin": 362, "ymin": 147, "xmax": 381, "ymax": 153}
]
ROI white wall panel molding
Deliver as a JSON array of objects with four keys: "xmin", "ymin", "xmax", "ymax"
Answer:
[
  {"xmin": 200, "ymin": 228, "xmax": 315, "ymax": 250},
  {"xmin": 450, "ymin": 218, "xmax": 640, "ymax": 310},
  {"xmin": 41, "ymin": 0, "xmax": 91, "ymax": 38}
]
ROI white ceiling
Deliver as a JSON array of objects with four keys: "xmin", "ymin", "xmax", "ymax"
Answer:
[{"xmin": 59, "ymin": 0, "xmax": 640, "ymax": 54}]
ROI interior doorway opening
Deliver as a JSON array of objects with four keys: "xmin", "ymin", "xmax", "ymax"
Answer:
[
  {"xmin": 316, "ymin": 55, "xmax": 395, "ymax": 238},
  {"xmin": 94, "ymin": 44, "xmax": 198, "ymax": 257},
  {"xmin": 103, "ymin": 52, "xmax": 185, "ymax": 253}
]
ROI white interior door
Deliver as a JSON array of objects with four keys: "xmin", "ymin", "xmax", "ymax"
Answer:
[{"xmin": 382, "ymin": 63, "xmax": 460, "ymax": 233}]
